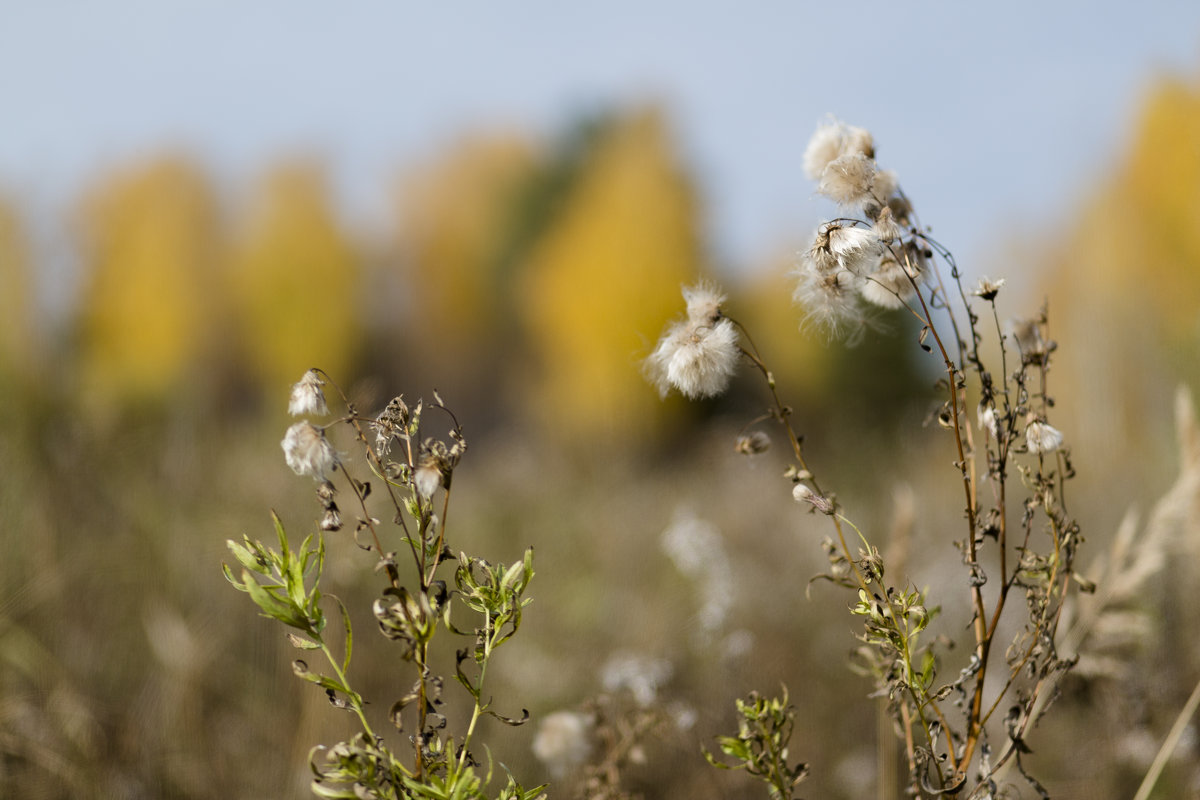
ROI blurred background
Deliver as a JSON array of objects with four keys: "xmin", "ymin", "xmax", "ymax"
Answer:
[{"xmin": 2, "ymin": 2, "xmax": 1200, "ymax": 797}]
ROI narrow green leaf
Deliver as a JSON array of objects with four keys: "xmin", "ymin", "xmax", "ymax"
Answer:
[
  {"xmin": 310, "ymin": 781, "xmax": 361, "ymax": 799},
  {"xmin": 227, "ymin": 539, "xmax": 269, "ymax": 575},
  {"xmin": 222, "ymin": 563, "xmax": 248, "ymax": 592},
  {"xmin": 272, "ymin": 511, "xmax": 291, "ymax": 559},
  {"xmin": 334, "ymin": 594, "xmax": 353, "ymax": 675}
]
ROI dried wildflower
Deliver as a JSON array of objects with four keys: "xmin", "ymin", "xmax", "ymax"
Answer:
[
  {"xmin": 792, "ymin": 267, "xmax": 863, "ymax": 338},
  {"xmin": 1025, "ymin": 420, "xmax": 1065, "ymax": 454},
  {"xmin": 683, "ymin": 281, "xmax": 726, "ymax": 325},
  {"xmin": 972, "ymin": 277, "xmax": 1006, "ymax": 301},
  {"xmin": 818, "ymin": 152, "xmax": 878, "ymax": 209},
  {"xmin": 871, "ymin": 206, "xmax": 900, "ymax": 243},
  {"xmin": 601, "ymin": 653, "xmax": 673, "ymax": 707},
  {"xmin": 826, "ymin": 223, "xmax": 879, "ymax": 270},
  {"xmin": 859, "ymin": 253, "xmax": 917, "ymax": 310},
  {"xmin": 413, "ymin": 458, "xmax": 443, "ymax": 499},
  {"xmin": 802, "ymin": 118, "xmax": 873, "ymax": 180},
  {"xmin": 977, "ymin": 404, "xmax": 999, "ymax": 439},
  {"xmin": 320, "ymin": 508, "xmax": 342, "ymax": 532},
  {"xmin": 802, "ymin": 121, "xmax": 847, "ymax": 181},
  {"xmin": 873, "ymin": 168, "xmax": 900, "ymax": 203},
  {"xmin": 646, "ymin": 316, "xmax": 740, "ymax": 400},
  {"xmin": 1012, "ymin": 317, "xmax": 1049, "ymax": 365},
  {"xmin": 372, "ymin": 395, "xmax": 410, "ymax": 456},
  {"xmin": 532, "ymin": 710, "xmax": 594, "ymax": 779},
  {"xmin": 735, "ymin": 431, "xmax": 771, "ymax": 455},
  {"xmin": 282, "ymin": 422, "xmax": 337, "ymax": 480},
  {"xmin": 660, "ymin": 511, "xmax": 734, "ymax": 635},
  {"xmin": 288, "ymin": 369, "xmax": 329, "ymax": 416},
  {"xmin": 793, "ymin": 483, "xmax": 834, "ymax": 514}
]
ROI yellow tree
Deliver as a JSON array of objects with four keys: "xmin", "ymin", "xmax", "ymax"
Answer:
[
  {"xmin": 1044, "ymin": 72, "xmax": 1200, "ymax": 462},
  {"xmin": 517, "ymin": 106, "xmax": 705, "ymax": 441},
  {"xmin": 230, "ymin": 160, "xmax": 363, "ymax": 397},
  {"xmin": 75, "ymin": 156, "xmax": 222, "ymax": 409},
  {"xmin": 391, "ymin": 132, "xmax": 539, "ymax": 371}
]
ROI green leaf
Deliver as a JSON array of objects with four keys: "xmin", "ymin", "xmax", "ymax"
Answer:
[
  {"xmin": 227, "ymin": 538, "xmax": 269, "ymax": 575},
  {"xmin": 310, "ymin": 781, "xmax": 360, "ymax": 799},
  {"xmin": 272, "ymin": 511, "xmax": 291, "ymax": 559},
  {"xmin": 243, "ymin": 570, "xmax": 306, "ymax": 629},
  {"xmin": 286, "ymin": 633, "xmax": 322, "ymax": 650},
  {"xmin": 222, "ymin": 563, "xmax": 248, "ymax": 591},
  {"xmin": 334, "ymin": 595, "xmax": 353, "ymax": 675}
]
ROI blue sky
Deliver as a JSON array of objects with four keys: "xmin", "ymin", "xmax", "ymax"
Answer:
[{"xmin": 2, "ymin": 1, "xmax": 1199, "ymax": 307}]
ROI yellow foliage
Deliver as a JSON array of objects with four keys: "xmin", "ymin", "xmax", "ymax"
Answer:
[
  {"xmin": 1043, "ymin": 72, "xmax": 1200, "ymax": 459},
  {"xmin": 0, "ymin": 195, "xmax": 34, "ymax": 378},
  {"xmin": 518, "ymin": 106, "xmax": 703, "ymax": 440},
  {"xmin": 1121, "ymin": 77, "xmax": 1200, "ymax": 337},
  {"xmin": 230, "ymin": 160, "xmax": 363, "ymax": 395},
  {"xmin": 76, "ymin": 156, "xmax": 221, "ymax": 405},
  {"xmin": 394, "ymin": 133, "xmax": 539, "ymax": 356},
  {"xmin": 1046, "ymin": 74, "xmax": 1200, "ymax": 343},
  {"xmin": 736, "ymin": 255, "xmax": 836, "ymax": 402}
]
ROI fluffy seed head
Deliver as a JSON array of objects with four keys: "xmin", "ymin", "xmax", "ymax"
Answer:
[
  {"xmin": 802, "ymin": 119, "xmax": 874, "ymax": 181},
  {"xmin": 859, "ymin": 253, "xmax": 918, "ymax": 309},
  {"xmin": 978, "ymin": 404, "xmax": 999, "ymax": 439},
  {"xmin": 683, "ymin": 281, "xmax": 726, "ymax": 325},
  {"xmin": 793, "ymin": 267, "xmax": 864, "ymax": 339},
  {"xmin": 282, "ymin": 422, "xmax": 337, "ymax": 480},
  {"xmin": 826, "ymin": 223, "xmax": 880, "ymax": 273},
  {"xmin": 1025, "ymin": 421, "xmax": 1065, "ymax": 454},
  {"xmin": 646, "ymin": 310, "xmax": 740, "ymax": 401},
  {"xmin": 414, "ymin": 459, "xmax": 443, "ymax": 499},
  {"xmin": 532, "ymin": 710, "xmax": 594, "ymax": 780},
  {"xmin": 818, "ymin": 152, "xmax": 878, "ymax": 208},
  {"xmin": 288, "ymin": 369, "xmax": 329, "ymax": 416}
]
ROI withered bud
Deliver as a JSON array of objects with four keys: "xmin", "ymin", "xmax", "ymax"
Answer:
[
  {"xmin": 793, "ymin": 483, "xmax": 835, "ymax": 514},
  {"xmin": 735, "ymin": 431, "xmax": 771, "ymax": 455}
]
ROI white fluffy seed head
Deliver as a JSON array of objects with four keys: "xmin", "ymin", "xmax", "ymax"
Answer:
[
  {"xmin": 414, "ymin": 462, "xmax": 443, "ymax": 498},
  {"xmin": 646, "ymin": 317, "xmax": 740, "ymax": 400},
  {"xmin": 826, "ymin": 224, "xmax": 880, "ymax": 273},
  {"xmin": 532, "ymin": 710, "xmax": 594, "ymax": 780},
  {"xmin": 793, "ymin": 267, "xmax": 864, "ymax": 339},
  {"xmin": 682, "ymin": 281, "xmax": 727, "ymax": 325},
  {"xmin": 818, "ymin": 152, "xmax": 878, "ymax": 208},
  {"xmin": 288, "ymin": 369, "xmax": 329, "ymax": 416},
  {"xmin": 1025, "ymin": 421, "xmax": 1065, "ymax": 454},
  {"xmin": 802, "ymin": 119, "xmax": 875, "ymax": 181},
  {"xmin": 859, "ymin": 254, "xmax": 917, "ymax": 310},
  {"xmin": 282, "ymin": 422, "xmax": 337, "ymax": 480}
]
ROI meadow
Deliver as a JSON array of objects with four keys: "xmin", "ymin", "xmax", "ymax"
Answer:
[{"xmin": 3, "ymin": 92, "xmax": 1200, "ymax": 799}]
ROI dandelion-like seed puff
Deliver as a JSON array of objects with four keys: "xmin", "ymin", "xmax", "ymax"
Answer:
[
  {"xmin": 282, "ymin": 421, "xmax": 337, "ymax": 480},
  {"xmin": 288, "ymin": 369, "xmax": 329, "ymax": 416},
  {"xmin": 1025, "ymin": 420, "xmax": 1065, "ymax": 454},
  {"xmin": 646, "ymin": 283, "xmax": 740, "ymax": 400}
]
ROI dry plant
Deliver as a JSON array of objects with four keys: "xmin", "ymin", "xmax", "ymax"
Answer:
[
  {"xmin": 223, "ymin": 370, "xmax": 544, "ymax": 800},
  {"xmin": 647, "ymin": 118, "xmax": 1089, "ymax": 797}
]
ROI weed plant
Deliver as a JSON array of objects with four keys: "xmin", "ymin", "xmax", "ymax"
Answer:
[
  {"xmin": 645, "ymin": 118, "xmax": 1116, "ymax": 798},
  {"xmin": 224, "ymin": 370, "xmax": 544, "ymax": 800}
]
